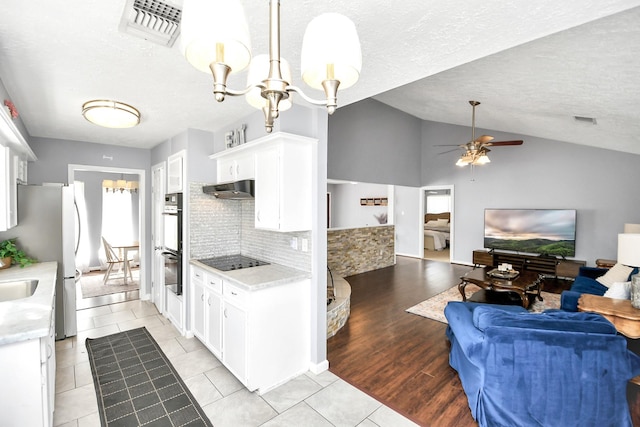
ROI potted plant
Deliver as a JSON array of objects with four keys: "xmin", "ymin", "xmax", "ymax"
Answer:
[{"xmin": 0, "ymin": 238, "xmax": 37, "ymax": 268}]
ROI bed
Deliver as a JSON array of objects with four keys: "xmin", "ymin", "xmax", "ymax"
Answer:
[{"xmin": 424, "ymin": 212, "xmax": 450, "ymax": 251}]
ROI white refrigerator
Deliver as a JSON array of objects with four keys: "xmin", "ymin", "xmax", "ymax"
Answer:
[{"xmin": 11, "ymin": 184, "xmax": 77, "ymax": 339}]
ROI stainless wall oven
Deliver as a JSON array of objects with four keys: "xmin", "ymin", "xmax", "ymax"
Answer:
[{"xmin": 162, "ymin": 193, "xmax": 183, "ymax": 295}]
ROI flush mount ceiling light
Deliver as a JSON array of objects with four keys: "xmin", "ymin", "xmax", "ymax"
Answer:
[
  {"xmin": 82, "ymin": 100, "xmax": 141, "ymax": 128},
  {"xmin": 180, "ymin": 0, "xmax": 362, "ymax": 133}
]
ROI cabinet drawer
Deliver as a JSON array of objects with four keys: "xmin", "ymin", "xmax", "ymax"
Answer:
[
  {"xmin": 473, "ymin": 251, "xmax": 494, "ymax": 266},
  {"xmin": 205, "ymin": 272, "xmax": 223, "ymax": 294},
  {"xmin": 224, "ymin": 284, "xmax": 247, "ymax": 307},
  {"xmin": 191, "ymin": 267, "xmax": 204, "ymax": 283}
]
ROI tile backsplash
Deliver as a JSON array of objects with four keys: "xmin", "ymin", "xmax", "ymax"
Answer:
[{"xmin": 189, "ymin": 182, "xmax": 311, "ymax": 272}]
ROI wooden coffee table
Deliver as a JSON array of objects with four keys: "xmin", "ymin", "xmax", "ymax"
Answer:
[
  {"xmin": 459, "ymin": 268, "xmax": 544, "ymax": 309},
  {"xmin": 578, "ymin": 293, "xmax": 640, "ymax": 338}
]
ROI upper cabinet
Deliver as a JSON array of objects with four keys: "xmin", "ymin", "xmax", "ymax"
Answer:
[
  {"xmin": 0, "ymin": 147, "xmax": 17, "ymax": 230},
  {"xmin": 254, "ymin": 139, "xmax": 312, "ymax": 231},
  {"xmin": 167, "ymin": 150, "xmax": 185, "ymax": 193},
  {"xmin": 210, "ymin": 132, "xmax": 315, "ymax": 232},
  {"xmin": 217, "ymin": 152, "xmax": 255, "ymax": 184}
]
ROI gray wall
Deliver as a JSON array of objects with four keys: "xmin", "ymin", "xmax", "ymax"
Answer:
[
  {"xmin": 328, "ymin": 98, "xmax": 422, "ymax": 186},
  {"xmin": 328, "ymin": 99, "xmax": 640, "ymax": 267}
]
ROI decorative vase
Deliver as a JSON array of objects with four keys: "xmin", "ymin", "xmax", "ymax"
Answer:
[
  {"xmin": 0, "ymin": 257, "xmax": 11, "ymax": 269},
  {"xmin": 631, "ymin": 273, "xmax": 640, "ymax": 309}
]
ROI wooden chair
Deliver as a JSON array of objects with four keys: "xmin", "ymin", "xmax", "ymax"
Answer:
[{"xmin": 102, "ymin": 237, "xmax": 132, "ymax": 284}]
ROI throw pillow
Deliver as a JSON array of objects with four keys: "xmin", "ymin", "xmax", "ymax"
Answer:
[
  {"xmin": 603, "ymin": 281, "xmax": 631, "ymax": 299},
  {"xmin": 596, "ymin": 263, "xmax": 633, "ymax": 288}
]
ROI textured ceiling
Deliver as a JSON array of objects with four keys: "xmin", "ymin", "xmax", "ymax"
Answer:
[{"xmin": 0, "ymin": 0, "xmax": 639, "ymax": 152}]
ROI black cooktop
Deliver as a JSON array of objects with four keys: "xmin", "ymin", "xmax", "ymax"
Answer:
[{"xmin": 198, "ymin": 255, "xmax": 270, "ymax": 271}]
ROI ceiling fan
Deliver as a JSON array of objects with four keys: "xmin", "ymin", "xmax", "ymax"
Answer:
[{"xmin": 438, "ymin": 101, "xmax": 523, "ymax": 166}]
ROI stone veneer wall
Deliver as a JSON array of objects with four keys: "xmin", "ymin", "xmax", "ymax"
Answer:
[
  {"xmin": 327, "ymin": 225, "xmax": 395, "ymax": 278},
  {"xmin": 189, "ymin": 182, "xmax": 311, "ymax": 272}
]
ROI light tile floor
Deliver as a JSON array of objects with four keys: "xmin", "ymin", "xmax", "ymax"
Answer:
[{"xmin": 54, "ymin": 299, "xmax": 419, "ymax": 427}]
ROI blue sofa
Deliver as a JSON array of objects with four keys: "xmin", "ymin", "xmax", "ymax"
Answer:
[
  {"xmin": 445, "ymin": 301, "xmax": 640, "ymax": 427},
  {"xmin": 561, "ymin": 266, "xmax": 637, "ymax": 311}
]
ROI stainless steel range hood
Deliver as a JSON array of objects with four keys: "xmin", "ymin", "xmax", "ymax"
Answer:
[{"xmin": 203, "ymin": 180, "xmax": 255, "ymax": 199}]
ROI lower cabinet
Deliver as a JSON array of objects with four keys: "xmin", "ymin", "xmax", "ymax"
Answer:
[
  {"xmin": 222, "ymin": 297, "xmax": 247, "ymax": 383},
  {"xmin": 190, "ymin": 265, "xmax": 310, "ymax": 394},
  {"xmin": 0, "ymin": 312, "xmax": 55, "ymax": 426},
  {"xmin": 191, "ymin": 268, "xmax": 222, "ymax": 358}
]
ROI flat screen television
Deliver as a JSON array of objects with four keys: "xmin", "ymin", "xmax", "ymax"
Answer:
[{"xmin": 484, "ymin": 209, "xmax": 577, "ymax": 258}]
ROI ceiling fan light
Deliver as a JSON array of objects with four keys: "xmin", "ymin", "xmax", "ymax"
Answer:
[
  {"xmin": 82, "ymin": 100, "xmax": 140, "ymax": 128},
  {"xmin": 301, "ymin": 13, "xmax": 362, "ymax": 90},
  {"xmin": 475, "ymin": 154, "xmax": 491, "ymax": 165},
  {"xmin": 180, "ymin": 0, "xmax": 252, "ymax": 74},
  {"xmin": 245, "ymin": 54, "xmax": 293, "ymax": 111},
  {"xmin": 456, "ymin": 157, "xmax": 469, "ymax": 167}
]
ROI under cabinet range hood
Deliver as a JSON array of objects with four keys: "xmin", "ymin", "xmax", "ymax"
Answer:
[{"xmin": 203, "ymin": 180, "xmax": 255, "ymax": 199}]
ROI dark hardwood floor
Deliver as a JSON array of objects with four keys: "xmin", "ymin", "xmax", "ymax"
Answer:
[
  {"xmin": 328, "ymin": 257, "xmax": 475, "ymax": 426},
  {"xmin": 327, "ymin": 256, "xmax": 640, "ymax": 427}
]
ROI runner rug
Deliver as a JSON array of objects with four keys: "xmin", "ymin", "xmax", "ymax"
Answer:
[
  {"xmin": 86, "ymin": 327, "xmax": 212, "ymax": 426},
  {"xmin": 406, "ymin": 283, "xmax": 562, "ymax": 324}
]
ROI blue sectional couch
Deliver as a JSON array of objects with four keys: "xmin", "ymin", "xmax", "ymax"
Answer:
[
  {"xmin": 445, "ymin": 301, "xmax": 640, "ymax": 427},
  {"xmin": 561, "ymin": 266, "xmax": 637, "ymax": 311}
]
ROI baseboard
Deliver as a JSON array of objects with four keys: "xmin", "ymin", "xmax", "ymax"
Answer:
[{"xmin": 309, "ymin": 359, "xmax": 329, "ymax": 375}]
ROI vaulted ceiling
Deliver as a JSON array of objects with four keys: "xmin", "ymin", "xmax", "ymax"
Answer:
[{"xmin": 1, "ymin": 1, "xmax": 639, "ymax": 153}]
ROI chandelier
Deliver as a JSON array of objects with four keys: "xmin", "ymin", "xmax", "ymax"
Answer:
[
  {"xmin": 180, "ymin": 0, "xmax": 362, "ymax": 133},
  {"xmin": 102, "ymin": 179, "xmax": 139, "ymax": 193}
]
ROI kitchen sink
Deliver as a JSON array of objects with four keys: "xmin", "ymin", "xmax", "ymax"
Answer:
[{"xmin": 0, "ymin": 279, "xmax": 38, "ymax": 302}]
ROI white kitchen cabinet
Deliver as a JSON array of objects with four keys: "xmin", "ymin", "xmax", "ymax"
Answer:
[
  {"xmin": 189, "ymin": 262, "xmax": 310, "ymax": 394},
  {"xmin": 0, "ymin": 310, "xmax": 55, "ymax": 427},
  {"xmin": 204, "ymin": 275, "xmax": 223, "ymax": 356},
  {"xmin": 224, "ymin": 279, "xmax": 310, "ymax": 394},
  {"xmin": 222, "ymin": 293, "xmax": 247, "ymax": 383},
  {"xmin": 167, "ymin": 150, "xmax": 185, "ymax": 193},
  {"xmin": 165, "ymin": 288, "xmax": 184, "ymax": 331},
  {"xmin": 191, "ymin": 270, "xmax": 206, "ymax": 340},
  {"xmin": 254, "ymin": 139, "xmax": 312, "ymax": 231},
  {"xmin": 190, "ymin": 266, "xmax": 223, "ymax": 358},
  {"xmin": 217, "ymin": 152, "xmax": 255, "ymax": 184},
  {"xmin": 0, "ymin": 146, "xmax": 17, "ymax": 231}
]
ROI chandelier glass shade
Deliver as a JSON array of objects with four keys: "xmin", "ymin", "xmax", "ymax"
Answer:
[
  {"xmin": 82, "ymin": 100, "xmax": 140, "ymax": 128},
  {"xmin": 180, "ymin": 0, "xmax": 362, "ymax": 133},
  {"xmin": 102, "ymin": 179, "xmax": 139, "ymax": 193}
]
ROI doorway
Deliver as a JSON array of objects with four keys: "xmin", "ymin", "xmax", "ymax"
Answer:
[
  {"xmin": 68, "ymin": 164, "xmax": 146, "ymax": 310},
  {"xmin": 421, "ymin": 185, "xmax": 454, "ymax": 263}
]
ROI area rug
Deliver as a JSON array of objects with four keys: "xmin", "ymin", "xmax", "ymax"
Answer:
[
  {"xmin": 406, "ymin": 283, "xmax": 562, "ymax": 324},
  {"xmin": 86, "ymin": 327, "xmax": 212, "ymax": 427},
  {"xmin": 80, "ymin": 270, "xmax": 140, "ymax": 298}
]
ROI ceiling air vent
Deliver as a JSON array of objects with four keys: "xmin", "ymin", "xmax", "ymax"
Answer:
[
  {"xmin": 574, "ymin": 115, "xmax": 597, "ymax": 125},
  {"xmin": 119, "ymin": 0, "xmax": 181, "ymax": 47}
]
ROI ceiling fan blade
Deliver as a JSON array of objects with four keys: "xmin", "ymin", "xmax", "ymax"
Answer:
[
  {"xmin": 475, "ymin": 135, "xmax": 494, "ymax": 144},
  {"xmin": 438, "ymin": 148, "xmax": 463, "ymax": 155},
  {"xmin": 486, "ymin": 140, "xmax": 524, "ymax": 146}
]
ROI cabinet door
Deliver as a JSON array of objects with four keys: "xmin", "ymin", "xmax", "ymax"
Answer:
[
  {"xmin": 206, "ymin": 290, "xmax": 223, "ymax": 357},
  {"xmin": 254, "ymin": 146, "xmax": 280, "ymax": 230},
  {"xmin": 0, "ymin": 147, "xmax": 10, "ymax": 231},
  {"xmin": 217, "ymin": 153, "xmax": 256, "ymax": 183},
  {"xmin": 234, "ymin": 153, "xmax": 255, "ymax": 181},
  {"xmin": 192, "ymin": 280, "xmax": 205, "ymax": 340},
  {"xmin": 223, "ymin": 301, "xmax": 247, "ymax": 383},
  {"xmin": 217, "ymin": 157, "xmax": 236, "ymax": 183},
  {"xmin": 167, "ymin": 151, "xmax": 184, "ymax": 193}
]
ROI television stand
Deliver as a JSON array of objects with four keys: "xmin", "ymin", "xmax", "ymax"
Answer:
[{"xmin": 472, "ymin": 250, "xmax": 586, "ymax": 278}]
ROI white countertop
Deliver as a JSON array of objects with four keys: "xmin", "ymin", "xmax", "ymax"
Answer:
[
  {"xmin": 190, "ymin": 260, "xmax": 310, "ymax": 291},
  {"xmin": 0, "ymin": 262, "xmax": 57, "ymax": 345}
]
